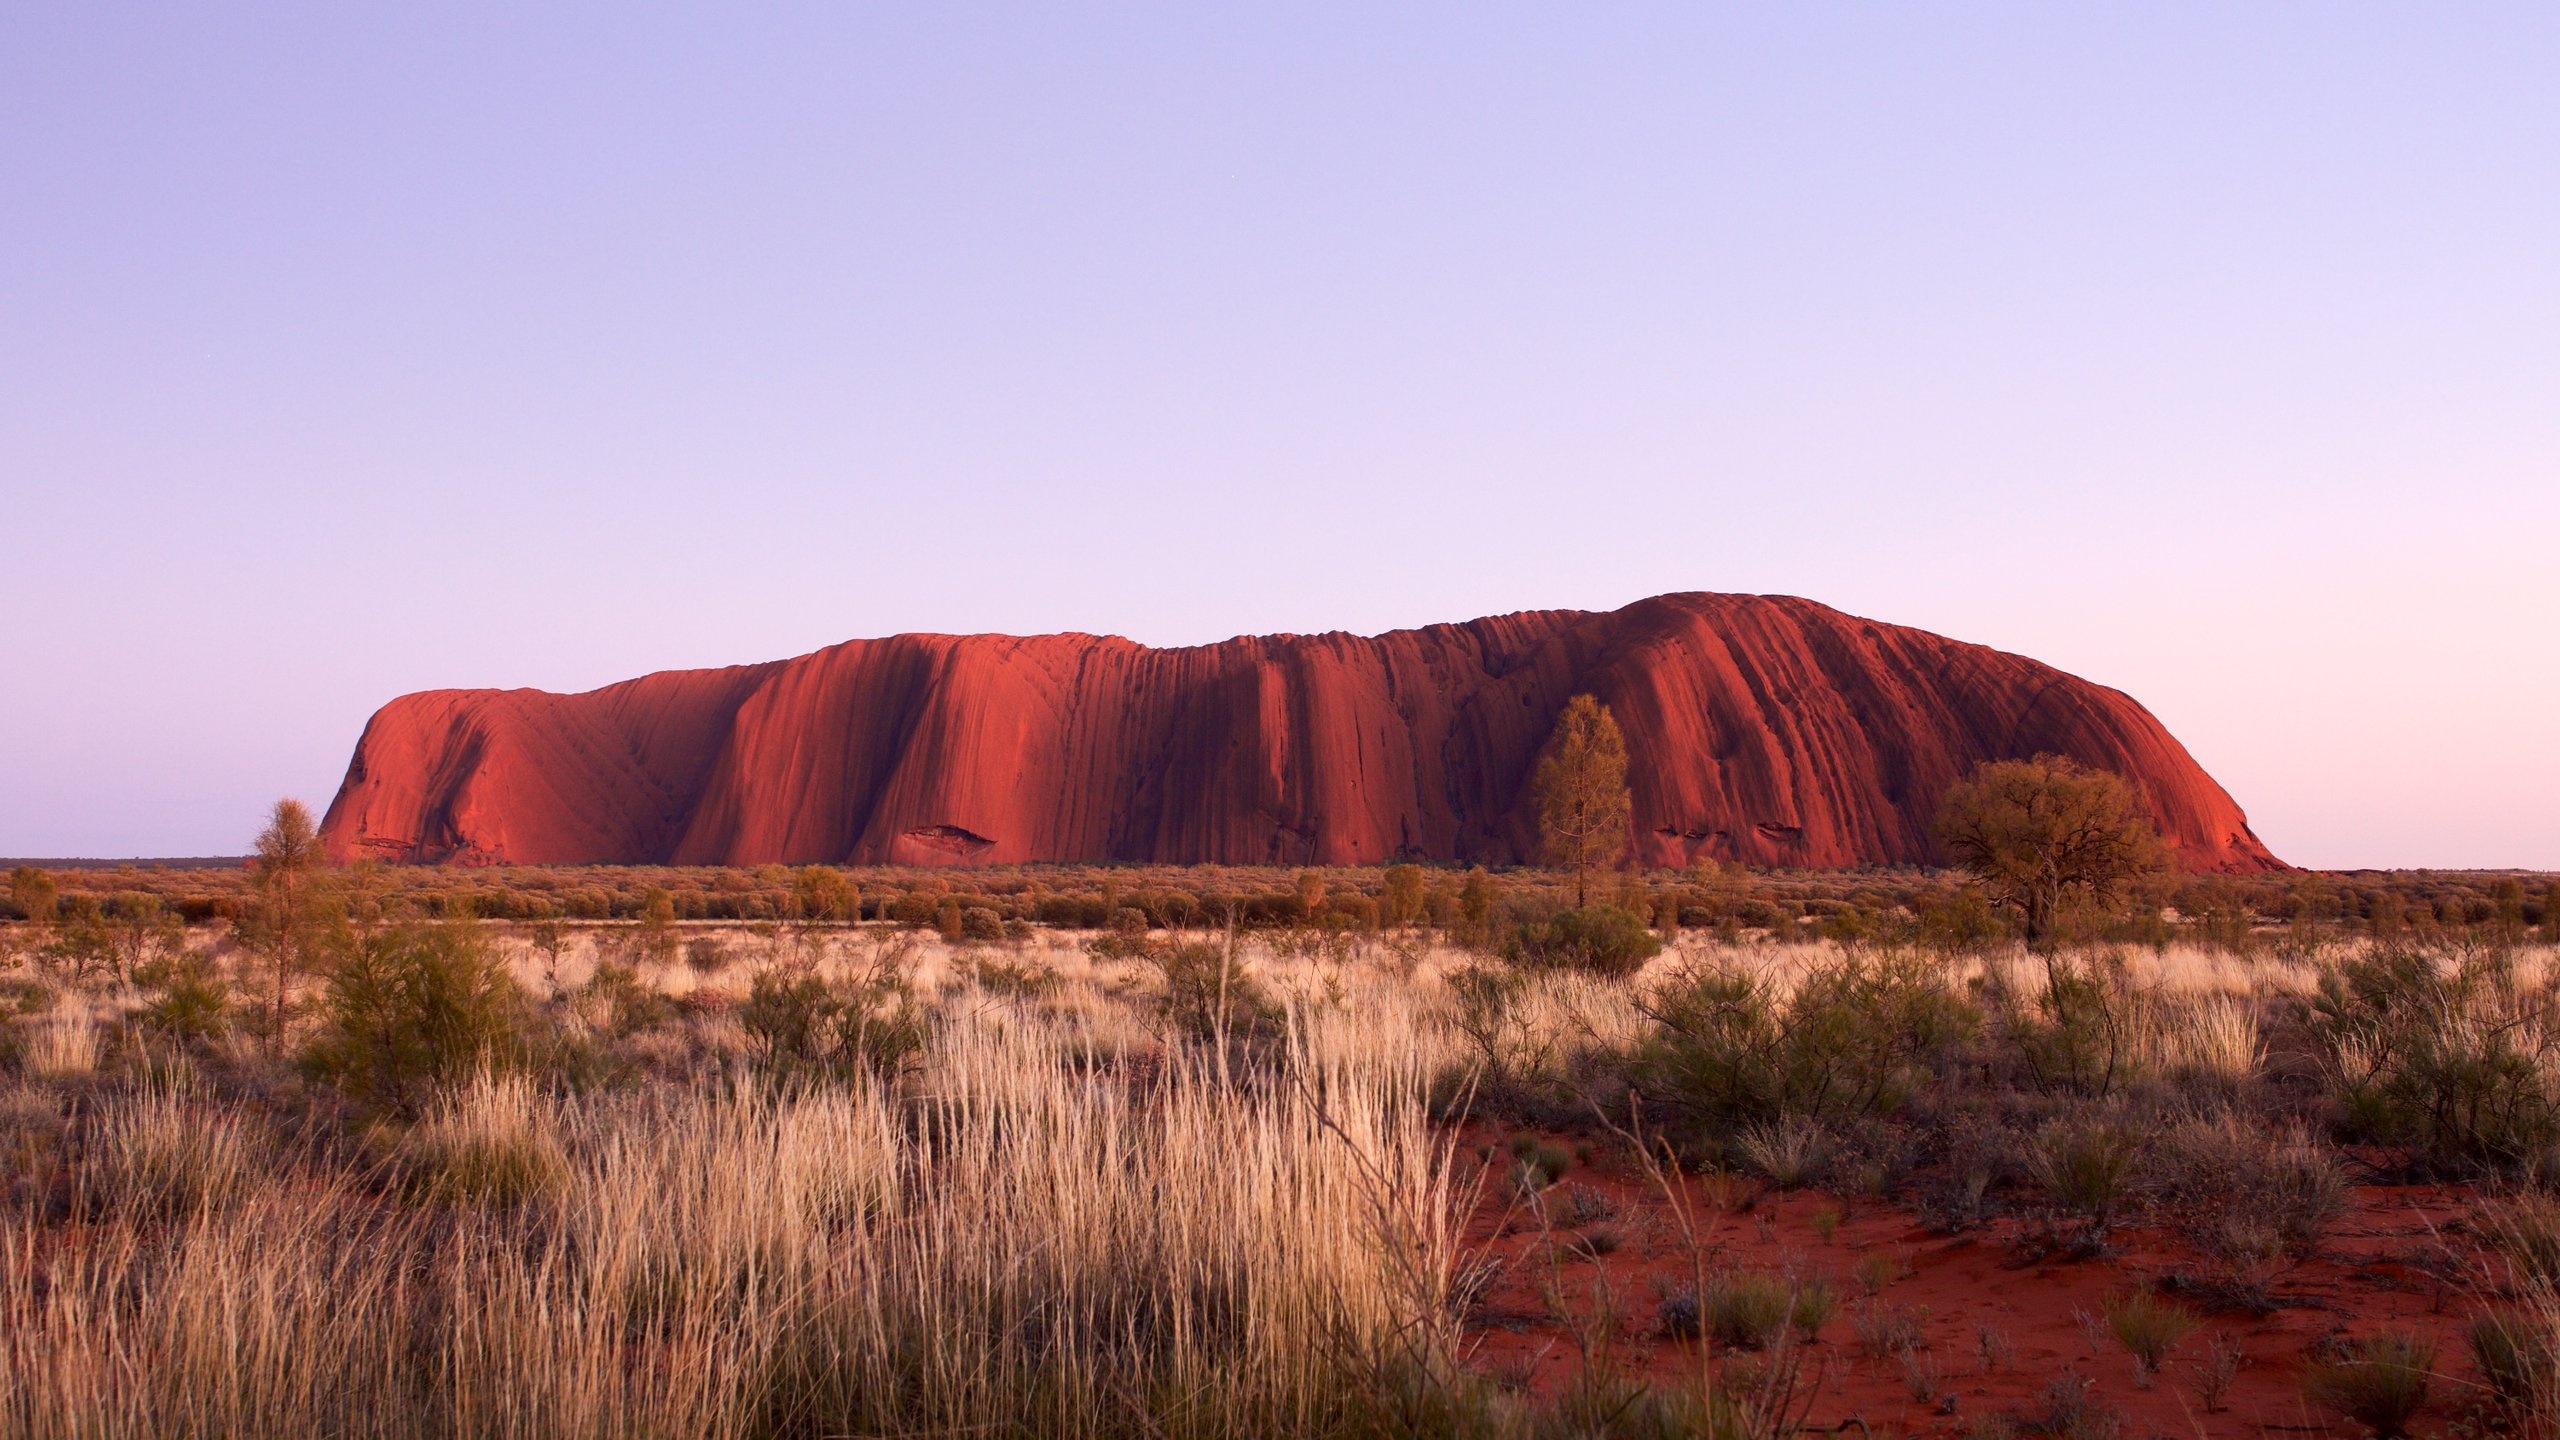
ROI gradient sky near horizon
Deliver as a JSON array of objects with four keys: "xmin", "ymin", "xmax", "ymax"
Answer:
[{"xmin": 4, "ymin": 5, "xmax": 2555, "ymax": 868}]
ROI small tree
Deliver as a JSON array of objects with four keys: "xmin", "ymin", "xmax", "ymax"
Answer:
[
  {"xmin": 1293, "ymin": 870, "xmax": 1327, "ymax": 924},
  {"xmin": 1532, "ymin": 694, "xmax": 1632, "ymax": 907},
  {"xmin": 106, "ymin": 893, "xmax": 182, "ymax": 985},
  {"xmin": 243, "ymin": 798, "xmax": 330, "ymax": 1050},
  {"xmin": 793, "ymin": 866, "xmax": 857, "ymax": 923},
  {"xmin": 1458, "ymin": 867, "xmax": 1495, "ymax": 928},
  {"xmin": 632, "ymin": 887, "xmax": 680, "ymax": 966},
  {"xmin": 9, "ymin": 866, "xmax": 56, "ymax": 926},
  {"xmin": 1934, "ymin": 755, "xmax": 2169, "ymax": 946},
  {"xmin": 42, "ymin": 896, "xmax": 116, "ymax": 983},
  {"xmin": 1382, "ymin": 864, "xmax": 1426, "ymax": 928}
]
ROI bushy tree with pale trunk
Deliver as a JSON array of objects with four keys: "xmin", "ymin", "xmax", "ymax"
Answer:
[{"xmin": 1934, "ymin": 755, "xmax": 2169, "ymax": 945}]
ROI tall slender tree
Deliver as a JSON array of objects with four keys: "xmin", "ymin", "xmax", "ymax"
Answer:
[
  {"xmin": 1532, "ymin": 695, "xmax": 1632, "ymax": 907},
  {"xmin": 244, "ymin": 798, "xmax": 328, "ymax": 1050}
]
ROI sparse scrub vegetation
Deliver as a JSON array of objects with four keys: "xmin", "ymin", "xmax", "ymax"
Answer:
[{"xmin": 0, "ymin": 827, "xmax": 2551, "ymax": 1436}]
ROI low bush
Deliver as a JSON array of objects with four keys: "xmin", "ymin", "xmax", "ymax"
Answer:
[
  {"xmin": 971, "ymin": 953, "xmax": 1058, "ymax": 998},
  {"xmin": 2029, "ymin": 1121, "xmax": 2143, "ymax": 1249},
  {"xmin": 1640, "ymin": 949, "xmax": 1977, "ymax": 1139},
  {"xmin": 304, "ymin": 919, "xmax": 525, "ymax": 1113},
  {"xmin": 1507, "ymin": 1133, "xmax": 1573, "ymax": 1190},
  {"xmin": 1447, "ymin": 963, "xmax": 1555, "ymax": 1091},
  {"xmin": 1734, "ymin": 1116, "xmax": 1830, "ymax": 1188},
  {"xmin": 132, "ymin": 952, "xmax": 232, "ymax": 1043},
  {"xmin": 2001, "ymin": 950, "xmax": 2148, "ymax": 1098},
  {"xmin": 1852, "ymin": 1300, "xmax": 1926, "ymax": 1360},
  {"xmin": 581, "ymin": 959, "xmax": 675, "ymax": 1037},
  {"xmin": 1789, "ymin": 1275, "xmax": 1836, "ymax": 1340},
  {"xmin": 738, "ymin": 962, "xmax": 926, "ymax": 1084},
  {"xmin": 2151, "ymin": 1114, "xmax": 2343, "ymax": 1303},
  {"xmin": 2312, "ymin": 940, "xmax": 2560, "ymax": 1168},
  {"xmin": 1502, "ymin": 905, "xmax": 1660, "ymax": 977},
  {"xmin": 1698, "ymin": 1271, "xmax": 1792, "ymax": 1349},
  {"xmin": 1153, "ymin": 940, "xmax": 1283, "ymax": 1043}
]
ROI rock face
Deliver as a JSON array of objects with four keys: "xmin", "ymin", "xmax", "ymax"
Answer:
[{"xmin": 318, "ymin": 593, "xmax": 2282, "ymax": 872}]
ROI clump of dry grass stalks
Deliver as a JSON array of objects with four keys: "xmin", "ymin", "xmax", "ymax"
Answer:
[{"xmin": 0, "ymin": 994, "xmax": 1466, "ymax": 1439}]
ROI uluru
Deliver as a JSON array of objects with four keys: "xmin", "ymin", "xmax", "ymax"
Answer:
[{"xmin": 316, "ymin": 592, "xmax": 2281, "ymax": 872}]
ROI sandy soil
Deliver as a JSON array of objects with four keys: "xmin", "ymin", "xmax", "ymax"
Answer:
[{"xmin": 1455, "ymin": 1131, "xmax": 2493, "ymax": 1437}]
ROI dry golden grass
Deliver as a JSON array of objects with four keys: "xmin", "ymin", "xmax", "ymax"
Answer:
[
  {"xmin": 20, "ymin": 1000, "xmax": 98, "ymax": 1081},
  {"xmin": 2, "ymin": 922, "xmax": 2553, "ymax": 1437},
  {"xmin": 0, "ymin": 948, "xmax": 1465, "ymax": 1439}
]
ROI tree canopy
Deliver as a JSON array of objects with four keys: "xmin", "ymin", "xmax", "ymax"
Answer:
[{"xmin": 1933, "ymin": 754, "xmax": 2169, "ymax": 944}]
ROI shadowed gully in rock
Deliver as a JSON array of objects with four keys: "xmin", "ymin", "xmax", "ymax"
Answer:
[{"xmin": 318, "ymin": 593, "xmax": 2281, "ymax": 872}]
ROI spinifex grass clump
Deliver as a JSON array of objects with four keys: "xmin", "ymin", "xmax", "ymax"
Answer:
[
  {"xmin": 78, "ymin": 1082, "xmax": 266, "ymax": 1221},
  {"xmin": 394, "ymin": 1072, "xmax": 570, "ymax": 1206},
  {"xmin": 2099, "ymin": 1288, "xmax": 2199, "ymax": 1386},
  {"xmin": 2302, "ymin": 1331, "xmax": 2436, "ymax": 1438}
]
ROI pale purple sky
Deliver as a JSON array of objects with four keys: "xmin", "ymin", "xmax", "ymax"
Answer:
[{"xmin": 4, "ymin": 6, "xmax": 2554, "ymax": 868}]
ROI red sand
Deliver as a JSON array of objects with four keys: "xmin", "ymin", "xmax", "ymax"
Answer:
[
  {"xmin": 1458, "ymin": 1137, "xmax": 2493, "ymax": 1437},
  {"xmin": 317, "ymin": 593, "xmax": 2278, "ymax": 872}
]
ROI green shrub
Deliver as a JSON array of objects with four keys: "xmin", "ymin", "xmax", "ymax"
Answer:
[
  {"xmin": 1789, "ymin": 1275, "xmax": 1836, "ymax": 1340},
  {"xmin": 1641, "ymin": 950, "xmax": 1977, "ymax": 1136},
  {"xmin": 1447, "ymin": 963, "xmax": 1550, "ymax": 1086},
  {"xmin": 582, "ymin": 959, "xmax": 674, "ymax": 1037},
  {"xmin": 304, "ymin": 920, "xmax": 525, "ymax": 1112},
  {"xmin": 1086, "ymin": 907, "xmax": 1155, "ymax": 960},
  {"xmin": 1506, "ymin": 1132, "xmax": 1573, "ymax": 1189},
  {"xmin": 1153, "ymin": 940, "xmax": 1282, "ymax": 1043},
  {"xmin": 133, "ymin": 952, "xmax": 232, "ymax": 1043},
  {"xmin": 739, "ymin": 963, "xmax": 926, "ymax": 1084},
  {"xmin": 1503, "ymin": 905, "xmax": 1661, "ymax": 977},
  {"xmin": 2313, "ymin": 940, "xmax": 2560, "ymax": 1167},
  {"xmin": 2002, "ymin": 950, "xmax": 2145, "ymax": 1097}
]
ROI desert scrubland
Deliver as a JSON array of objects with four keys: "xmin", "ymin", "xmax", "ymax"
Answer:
[{"xmin": 5, "ymin": 874, "xmax": 2560, "ymax": 1439}]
